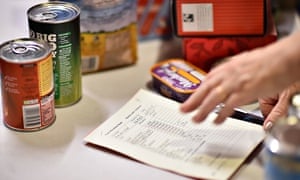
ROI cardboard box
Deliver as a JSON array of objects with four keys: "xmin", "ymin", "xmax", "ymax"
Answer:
[
  {"xmin": 183, "ymin": 33, "xmax": 276, "ymax": 72},
  {"xmin": 183, "ymin": 18, "xmax": 277, "ymax": 72},
  {"xmin": 172, "ymin": 0, "xmax": 266, "ymax": 36}
]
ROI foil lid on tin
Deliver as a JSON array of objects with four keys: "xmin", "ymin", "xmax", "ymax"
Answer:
[
  {"xmin": 27, "ymin": 1, "xmax": 79, "ymax": 23},
  {"xmin": 0, "ymin": 38, "xmax": 51, "ymax": 62},
  {"xmin": 151, "ymin": 59, "xmax": 206, "ymax": 93},
  {"xmin": 150, "ymin": 59, "xmax": 206, "ymax": 102}
]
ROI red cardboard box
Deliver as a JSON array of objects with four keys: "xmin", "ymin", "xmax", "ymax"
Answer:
[
  {"xmin": 183, "ymin": 17, "xmax": 277, "ymax": 72},
  {"xmin": 173, "ymin": 0, "xmax": 266, "ymax": 36}
]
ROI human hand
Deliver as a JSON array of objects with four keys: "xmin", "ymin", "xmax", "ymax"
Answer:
[
  {"xmin": 259, "ymin": 81, "xmax": 300, "ymax": 130},
  {"xmin": 180, "ymin": 31, "xmax": 300, "ymax": 126},
  {"xmin": 180, "ymin": 35, "xmax": 299, "ymax": 124}
]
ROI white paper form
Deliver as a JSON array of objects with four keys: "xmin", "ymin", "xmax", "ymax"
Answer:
[{"xmin": 84, "ymin": 89, "xmax": 265, "ymax": 180}]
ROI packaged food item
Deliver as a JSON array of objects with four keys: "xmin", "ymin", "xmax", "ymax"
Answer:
[
  {"xmin": 171, "ymin": 0, "xmax": 266, "ymax": 36},
  {"xmin": 183, "ymin": 27, "xmax": 277, "ymax": 72},
  {"xmin": 150, "ymin": 59, "xmax": 206, "ymax": 102},
  {"xmin": 51, "ymin": 0, "xmax": 138, "ymax": 73},
  {"xmin": 28, "ymin": 1, "xmax": 82, "ymax": 107},
  {"xmin": 0, "ymin": 38, "xmax": 55, "ymax": 131},
  {"xmin": 182, "ymin": 0, "xmax": 276, "ymax": 72},
  {"xmin": 137, "ymin": 0, "xmax": 172, "ymax": 41}
]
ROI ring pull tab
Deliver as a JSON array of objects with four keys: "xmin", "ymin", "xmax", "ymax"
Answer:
[
  {"xmin": 35, "ymin": 12, "xmax": 57, "ymax": 21},
  {"xmin": 42, "ymin": 12, "xmax": 57, "ymax": 20},
  {"xmin": 11, "ymin": 43, "xmax": 28, "ymax": 54}
]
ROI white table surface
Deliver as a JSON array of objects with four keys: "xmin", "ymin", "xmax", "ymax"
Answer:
[{"xmin": 0, "ymin": 1, "xmax": 267, "ymax": 179}]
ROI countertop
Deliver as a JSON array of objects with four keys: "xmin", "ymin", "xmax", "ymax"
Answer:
[{"xmin": 0, "ymin": 0, "xmax": 285, "ymax": 179}]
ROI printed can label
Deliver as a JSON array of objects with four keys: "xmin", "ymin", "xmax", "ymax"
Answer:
[
  {"xmin": 27, "ymin": 1, "xmax": 82, "ymax": 107},
  {"xmin": 0, "ymin": 38, "xmax": 55, "ymax": 131}
]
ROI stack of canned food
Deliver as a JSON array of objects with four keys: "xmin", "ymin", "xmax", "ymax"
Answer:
[{"xmin": 0, "ymin": 1, "xmax": 82, "ymax": 131}]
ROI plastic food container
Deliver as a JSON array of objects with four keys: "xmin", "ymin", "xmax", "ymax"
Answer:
[{"xmin": 150, "ymin": 59, "xmax": 206, "ymax": 102}]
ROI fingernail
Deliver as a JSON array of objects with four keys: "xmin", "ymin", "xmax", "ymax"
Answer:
[
  {"xmin": 192, "ymin": 116, "xmax": 199, "ymax": 123},
  {"xmin": 264, "ymin": 121, "xmax": 273, "ymax": 131},
  {"xmin": 180, "ymin": 103, "xmax": 189, "ymax": 112},
  {"xmin": 192, "ymin": 116, "xmax": 203, "ymax": 124}
]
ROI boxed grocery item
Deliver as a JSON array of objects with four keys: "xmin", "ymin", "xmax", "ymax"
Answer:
[
  {"xmin": 172, "ymin": 0, "xmax": 266, "ymax": 36},
  {"xmin": 182, "ymin": 0, "xmax": 276, "ymax": 72},
  {"xmin": 182, "ymin": 21, "xmax": 277, "ymax": 72}
]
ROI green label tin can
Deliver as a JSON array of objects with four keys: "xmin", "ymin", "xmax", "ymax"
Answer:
[{"xmin": 27, "ymin": 1, "xmax": 82, "ymax": 107}]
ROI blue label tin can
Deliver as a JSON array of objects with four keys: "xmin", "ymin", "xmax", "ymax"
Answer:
[{"xmin": 264, "ymin": 94, "xmax": 300, "ymax": 180}]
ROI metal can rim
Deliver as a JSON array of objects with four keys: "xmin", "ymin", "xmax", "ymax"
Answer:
[
  {"xmin": 265, "ymin": 118, "xmax": 300, "ymax": 156},
  {"xmin": 27, "ymin": 1, "xmax": 80, "ymax": 24},
  {"xmin": 0, "ymin": 38, "xmax": 52, "ymax": 63}
]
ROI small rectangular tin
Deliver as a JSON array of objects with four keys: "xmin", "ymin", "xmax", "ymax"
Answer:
[
  {"xmin": 150, "ymin": 59, "xmax": 206, "ymax": 102},
  {"xmin": 27, "ymin": 1, "xmax": 82, "ymax": 107},
  {"xmin": 0, "ymin": 38, "xmax": 55, "ymax": 131}
]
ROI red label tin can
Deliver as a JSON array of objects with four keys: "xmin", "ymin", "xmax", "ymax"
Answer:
[{"xmin": 0, "ymin": 38, "xmax": 55, "ymax": 131}]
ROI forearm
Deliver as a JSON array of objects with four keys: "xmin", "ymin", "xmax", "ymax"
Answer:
[{"xmin": 270, "ymin": 31, "xmax": 300, "ymax": 82}]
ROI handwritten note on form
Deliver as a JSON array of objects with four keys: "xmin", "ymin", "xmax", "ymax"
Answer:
[{"xmin": 84, "ymin": 89, "xmax": 265, "ymax": 180}]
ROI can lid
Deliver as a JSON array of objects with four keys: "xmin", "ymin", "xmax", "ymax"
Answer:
[
  {"xmin": 292, "ymin": 93, "xmax": 300, "ymax": 109},
  {"xmin": 265, "ymin": 92, "xmax": 300, "ymax": 156},
  {"xmin": 265, "ymin": 116, "xmax": 300, "ymax": 156},
  {"xmin": 27, "ymin": 1, "xmax": 80, "ymax": 23},
  {"xmin": 0, "ymin": 38, "xmax": 51, "ymax": 63}
]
